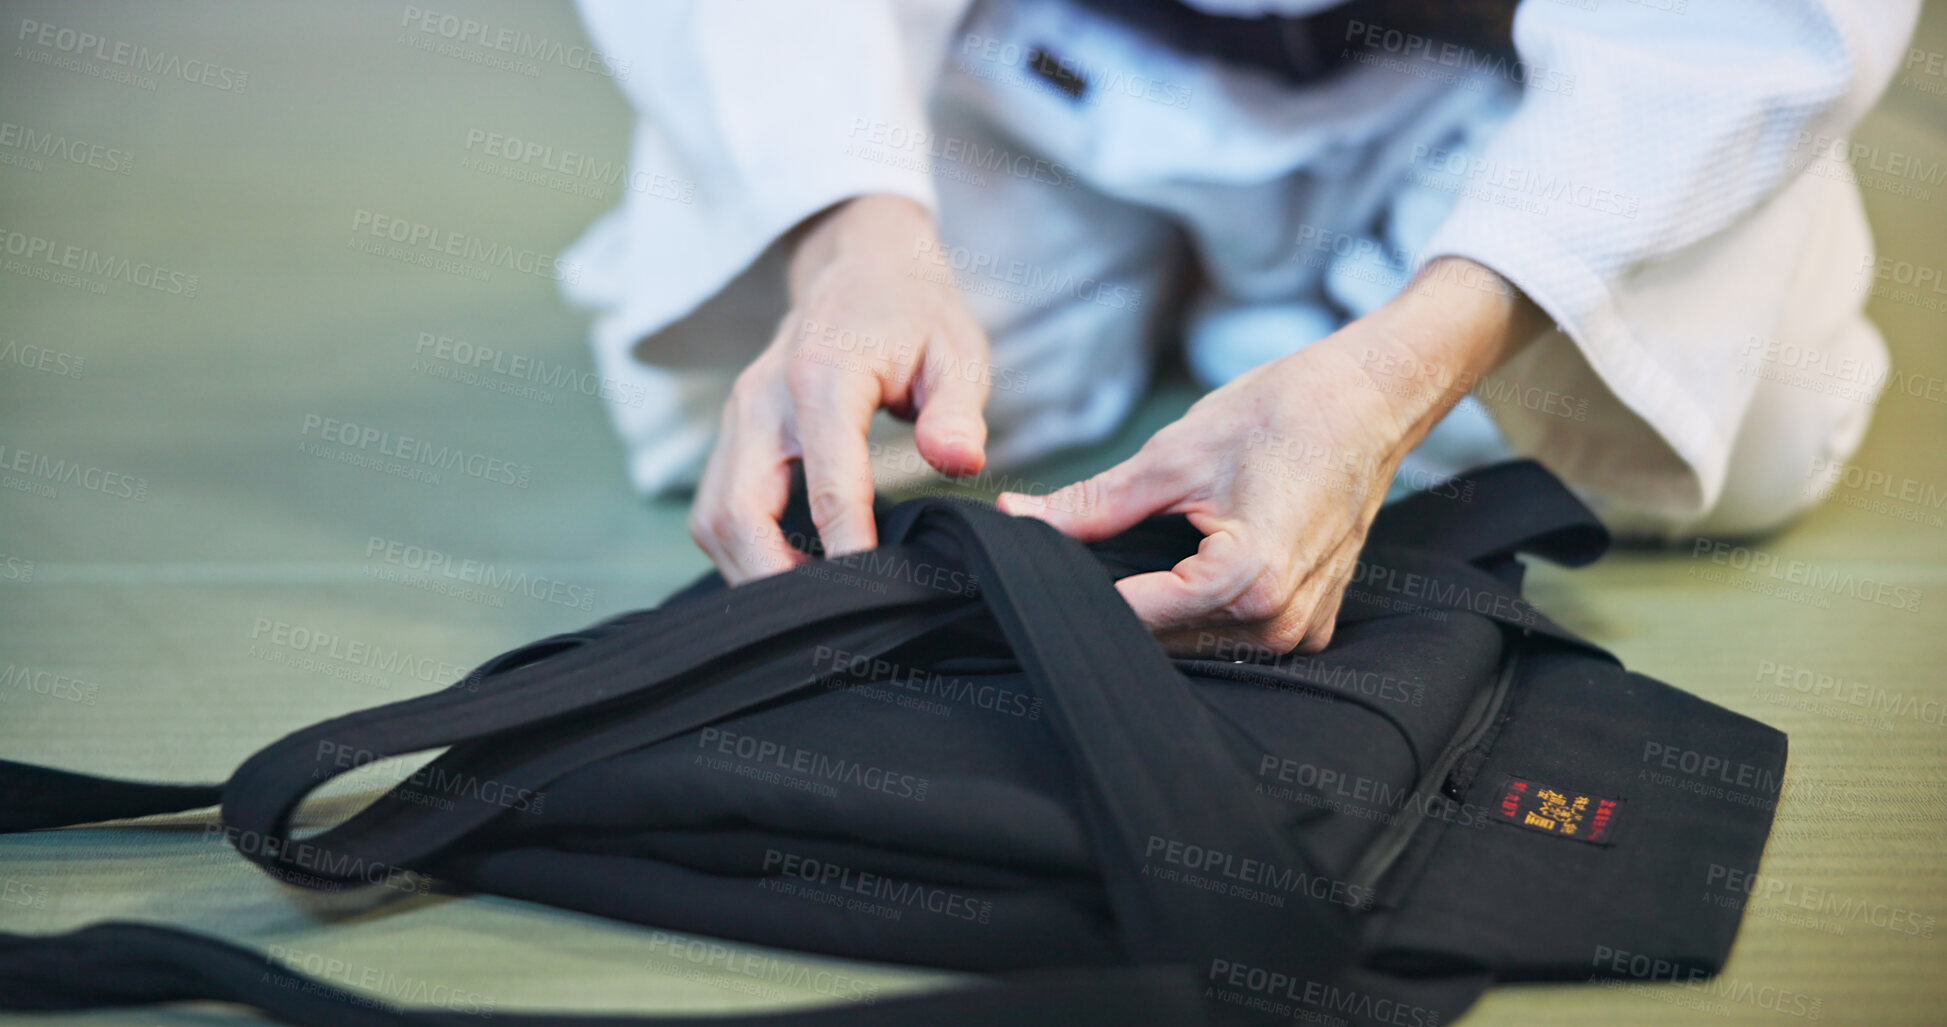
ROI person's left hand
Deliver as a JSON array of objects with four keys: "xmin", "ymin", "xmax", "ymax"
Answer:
[{"xmin": 997, "ymin": 256, "xmax": 1542, "ymax": 656}]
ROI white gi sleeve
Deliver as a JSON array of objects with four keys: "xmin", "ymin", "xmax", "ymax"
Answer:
[
  {"xmin": 566, "ymin": 0, "xmax": 972, "ymax": 350},
  {"xmin": 1413, "ymin": 0, "xmax": 1920, "ymax": 520}
]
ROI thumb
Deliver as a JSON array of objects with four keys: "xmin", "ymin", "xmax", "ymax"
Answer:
[
  {"xmin": 997, "ymin": 452, "xmax": 1185, "ymax": 542},
  {"xmin": 913, "ymin": 353, "xmax": 989, "ymax": 478}
]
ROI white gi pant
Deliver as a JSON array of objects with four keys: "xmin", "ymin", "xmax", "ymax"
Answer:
[{"xmin": 563, "ymin": 0, "xmax": 1898, "ymax": 541}]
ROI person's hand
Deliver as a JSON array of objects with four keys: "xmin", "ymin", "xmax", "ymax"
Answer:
[
  {"xmin": 690, "ymin": 194, "xmax": 993, "ymax": 584},
  {"xmin": 998, "ymin": 257, "xmax": 1543, "ymax": 655}
]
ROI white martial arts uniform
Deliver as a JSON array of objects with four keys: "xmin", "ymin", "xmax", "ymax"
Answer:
[{"xmin": 560, "ymin": 0, "xmax": 1918, "ymax": 539}]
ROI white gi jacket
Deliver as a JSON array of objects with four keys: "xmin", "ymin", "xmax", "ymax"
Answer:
[{"xmin": 561, "ymin": 0, "xmax": 1920, "ymax": 537}]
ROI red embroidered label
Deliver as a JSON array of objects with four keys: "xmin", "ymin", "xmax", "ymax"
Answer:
[{"xmin": 1493, "ymin": 776, "xmax": 1621, "ymax": 845}]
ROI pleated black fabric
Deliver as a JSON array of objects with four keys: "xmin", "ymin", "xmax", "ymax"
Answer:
[{"xmin": 0, "ymin": 461, "xmax": 1787, "ymax": 1027}]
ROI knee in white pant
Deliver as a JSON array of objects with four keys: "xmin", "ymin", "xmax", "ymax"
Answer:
[{"xmin": 1612, "ymin": 334, "xmax": 1882, "ymax": 543}]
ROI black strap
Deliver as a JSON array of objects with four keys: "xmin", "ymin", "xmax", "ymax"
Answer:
[
  {"xmin": 1340, "ymin": 543, "xmax": 1616, "ymax": 661},
  {"xmin": 0, "ymin": 922, "xmax": 1203, "ymax": 1026},
  {"xmin": 0, "ymin": 761, "xmax": 222, "ymax": 833},
  {"xmin": 881, "ymin": 500, "xmax": 1355, "ymax": 1004},
  {"xmin": 1368, "ymin": 460, "xmax": 1610, "ymax": 567},
  {"xmin": 289, "ymin": 597, "xmax": 982, "ymax": 883},
  {"xmin": 0, "ymin": 546, "xmax": 971, "ymax": 845},
  {"xmin": 1089, "ymin": 461, "xmax": 1608, "ymax": 582}
]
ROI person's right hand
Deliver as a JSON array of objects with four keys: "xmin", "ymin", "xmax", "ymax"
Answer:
[{"xmin": 690, "ymin": 194, "xmax": 993, "ymax": 584}]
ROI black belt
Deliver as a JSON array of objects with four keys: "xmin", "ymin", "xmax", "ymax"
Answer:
[{"xmin": 1045, "ymin": 0, "xmax": 1520, "ymax": 92}]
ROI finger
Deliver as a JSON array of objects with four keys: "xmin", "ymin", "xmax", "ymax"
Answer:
[
  {"xmin": 788, "ymin": 365, "xmax": 882, "ymax": 558},
  {"xmin": 1112, "ymin": 528, "xmax": 1261, "ymax": 634},
  {"xmin": 1269, "ymin": 574, "xmax": 1334, "ymax": 656},
  {"xmin": 1152, "ymin": 601, "xmax": 1316, "ymax": 660},
  {"xmin": 1154, "ymin": 626, "xmax": 1216, "ymax": 658},
  {"xmin": 912, "ymin": 337, "xmax": 989, "ymax": 478},
  {"xmin": 997, "ymin": 451, "xmax": 1187, "ymax": 542},
  {"xmin": 1292, "ymin": 541, "xmax": 1359, "ymax": 654},
  {"xmin": 1293, "ymin": 589, "xmax": 1343, "ymax": 654},
  {"xmin": 1154, "ymin": 624, "xmax": 1275, "ymax": 660},
  {"xmin": 689, "ymin": 451, "xmax": 737, "ymax": 576},
  {"xmin": 692, "ymin": 405, "xmax": 805, "ymax": 585},
  {"xmin": 720, "ymin": 450, "xmax": 806, "ymax": 583}
]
